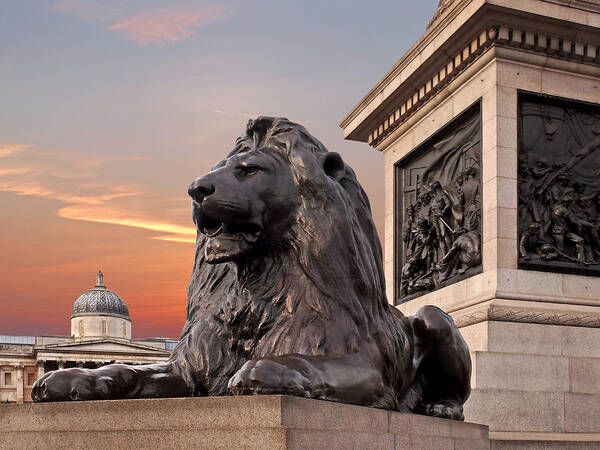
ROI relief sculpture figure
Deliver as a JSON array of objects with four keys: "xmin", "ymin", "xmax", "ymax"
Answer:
[{"xmin": 31, "ymin": 117, "xmax": 471, "ymax": 420}]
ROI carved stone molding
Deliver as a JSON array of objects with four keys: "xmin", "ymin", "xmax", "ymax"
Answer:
[
  {"xmin": 368, "ymin": 24, "xmax": 600, "ymax": 148},
  {"xmin": 368, "ymin": 28, "xmax": 495, "ymax": 147},
  {"xmin": 452, "ymin": 302, "xmax": 600, "ymax": 328}
]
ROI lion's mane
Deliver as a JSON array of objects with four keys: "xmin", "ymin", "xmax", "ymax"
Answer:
[{"xmin": 171, "ymin": 117, "xmax": 410, "ymax": 405}]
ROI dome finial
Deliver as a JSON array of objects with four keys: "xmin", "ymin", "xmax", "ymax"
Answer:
[{"xmin": 96, "ymin": 270, "xmax": 104, "ymax": 287}]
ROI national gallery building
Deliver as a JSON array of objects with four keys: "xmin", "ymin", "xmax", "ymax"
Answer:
[{"xmin": 0, "ymin": 271, "xmax": 177, "ymax": 404}]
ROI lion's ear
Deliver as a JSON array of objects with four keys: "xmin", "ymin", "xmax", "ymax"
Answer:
[{"xmin": 321, "ymin": 152, "xmax": 345, "ymax": 181}]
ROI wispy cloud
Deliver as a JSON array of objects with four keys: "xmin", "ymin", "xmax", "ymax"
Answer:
[
  {"xmin": 0, "ymin": 168, "xmax": 31, "ymax": 176},
  {"xmin": 0, "ymin": 144, "xmax": 196, "ymax": 243},
  {"xmin": 58, "ymin": 205, "xmax": 196, "ymax": 238},
  {"xmin": 50, "ymin": 2, "xmax": 225, "ymax": 45},
  {"xmin": 0, "ymin": 180, "xmax": 142, "ymax": 205},
  {"xmin": 0, "ymin": 143, "xmax": 30, "ymax": 158},
  {"xmin": 150, "ymin": 234, "xmax": 196, "ymax": 244},
  {"xmin": 107, "ymin": 7, "xmax": 223, "ymax": 44}
]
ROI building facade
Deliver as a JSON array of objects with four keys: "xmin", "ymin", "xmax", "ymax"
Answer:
[{"xmin": 0, "ymin": 271, "xmax": 177, "ymax": 404}]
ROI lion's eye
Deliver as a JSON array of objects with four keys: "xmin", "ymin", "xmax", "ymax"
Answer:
[{"xmin": 239, "ymin": 165, "xmax": 260, "ymax": 177}]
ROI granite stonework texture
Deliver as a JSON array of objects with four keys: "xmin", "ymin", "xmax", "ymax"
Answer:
[
  {"xmin": 340, "ymin": 0, "xmax": 600, "ymax": 447},
  {"xmin": 0, "ymin": 395, "xmax": 489, "ymax": 449}
]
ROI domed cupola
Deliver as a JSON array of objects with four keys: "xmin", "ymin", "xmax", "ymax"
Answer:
[{"xmin": 71, "ymin": 271, "xmax": 132, "ymax": 339}]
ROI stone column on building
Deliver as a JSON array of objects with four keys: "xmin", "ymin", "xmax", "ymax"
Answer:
[
  {"xmin": 76, "ymin": 361, "xmax": 85, "ymax": 368},
  {"xmin": 57, "ymin": 361, "xmax": 65, "ymax": 370},
  {"xmin": 15, "ymin": 365, "xmax": 24, "ymax": 404},
  {"xmin": 35, "ymin": 360, "xmax": 45, "ymax": 384}
]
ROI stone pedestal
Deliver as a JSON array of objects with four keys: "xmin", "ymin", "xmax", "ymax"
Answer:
[
  {"xmin": 341, "ymin": 0, "xmax": 600, "ymax": 447},
  {"xmin": 462, "ymin": 321, "xmax": 600, "ymax": 448},
  {"xmin": 1, "ymin": 395, "xmax": 489, "ymax": 449}
]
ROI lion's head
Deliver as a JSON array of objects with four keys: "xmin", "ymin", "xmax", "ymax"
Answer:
[
  {"xmin": 188, "ymin": 120, "xmax": 355, "ymax": 266},
  {"xmin": 186, "ymin": 117, "xmax": 387, "ymax": 324},
  {"xmin": 188, "ymin": 146, "xmax": 301, "ymax": 264}
]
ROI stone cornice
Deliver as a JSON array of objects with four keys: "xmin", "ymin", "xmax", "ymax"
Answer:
[
  {"xmin": 367, "ymin": 27, "xmax": 496, "ymax": 148},
  {"xmin": 341, "ymin": 1, "xmax": 600, "ymax": 147},
  {"xmin": 33, "ymin": 337, "xmax": 170, "ymax": 354},
  {"xmin": 365, "ymin": 23, "xmax": 600, "ymax": 149},
  {"xmin": 339, "ymin": 0, "xmax": 476, "ymax": 133}
]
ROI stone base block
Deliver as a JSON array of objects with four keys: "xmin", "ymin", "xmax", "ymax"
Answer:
[
  {"xmin": 461, "ymin": 320, "xmax": 600, "ymax": 448},
  {"xmin": 1, "ymin": 395, "xmax": 489, "ymax": 449}
]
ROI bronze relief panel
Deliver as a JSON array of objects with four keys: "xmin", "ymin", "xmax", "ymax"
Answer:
[
  {"xmin": 518, "ymin": 92, "xmax": 600, "ymax": 275},
  {"xmin": 395, "ymin": 103, "xmax": 482, "ymax": 304}
]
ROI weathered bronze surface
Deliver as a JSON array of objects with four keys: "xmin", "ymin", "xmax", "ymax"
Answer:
[
  {"xmin": 32, "ymin": 117, "xmax": 471, "ymax": 420},
  {"xmin": 518, "ymin": 93, "xmax": 600, "ymax": 275},
  {"xmin": 395, "ymin": 104, "xmax": 482, "ymax": 304}
]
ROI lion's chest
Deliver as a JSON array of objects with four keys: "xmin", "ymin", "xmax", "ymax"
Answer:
[{"xmin": 215, "ymin": 293, "xmax": 277, "ymax": 356}]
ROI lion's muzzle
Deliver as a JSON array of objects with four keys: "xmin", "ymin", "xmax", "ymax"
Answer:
[{"xmin": 188, "ymin": 168, "xmax": 265, "ymax": 263}]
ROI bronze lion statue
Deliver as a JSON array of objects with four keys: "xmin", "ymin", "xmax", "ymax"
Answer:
[{"xmin": 32, "ymin": 117, "xmax": 471, "ymax": 419}]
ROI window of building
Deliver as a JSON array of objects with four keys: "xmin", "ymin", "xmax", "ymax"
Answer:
[
  {"xmin": 27, "ymin": 372, "xmax": 35, "ymax": 386},
  {"xmin": 101, "ymin": 320, "xmax": 107, "ymax": 335},
  {"xmin": 4, "ymin": 372, "xmax": 12, "ymax": 385},
  {"xmin": 122, "ymin": 322, "xmax": 127, "ymax": 337},
  {"xmin": 79, "ymin": 320, "xmax": 85, "ymax": 336}
]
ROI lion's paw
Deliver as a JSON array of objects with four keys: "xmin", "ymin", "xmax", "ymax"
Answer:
[
  {"xmin": 228, "ymin": 358, "xmax": 312, "ymax": 397},
  {"xmin": 425, "ymin": 400, "xmax": 464, "ymax": 421},
  {"xmin": 32, "ymin": 368, "xmax": 101, "ymax": 402}
]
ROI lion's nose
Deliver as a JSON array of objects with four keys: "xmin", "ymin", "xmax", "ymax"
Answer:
[{"xmin": 188, "ymin": 177, "xmax": 215, "ymax": 201}]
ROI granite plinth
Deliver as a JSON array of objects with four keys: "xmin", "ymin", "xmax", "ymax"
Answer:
[{"xmin": 1, "ymin": 395, "xmax": 489, "ymax": 449}]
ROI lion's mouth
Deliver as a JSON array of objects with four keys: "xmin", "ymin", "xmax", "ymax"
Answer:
[
  {"xmin": 198, "ymin": 211, "xmax": 262, "ymax": 240},
  {"xmin": 201, "ymin": 215, "xmax": 224, "ymax": 237},
  {"xmin": 193, "ymin": 202, "xmax": 264, "ymax": 264}
]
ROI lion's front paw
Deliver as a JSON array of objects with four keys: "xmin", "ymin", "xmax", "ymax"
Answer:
[
  {"xmin": 228, "ymin": 358, "xmax": 312, "ymax": 397},
  {"xmin": 425, "ymin": 400, "xmax": 464, "ymax": 421},
  {"xmin": 32, "ymin": 368, "xmax": 100, "ymax": 402}
]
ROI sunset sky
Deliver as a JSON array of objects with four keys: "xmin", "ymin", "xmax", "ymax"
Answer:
[{"xmin": 1, "ymin": 0, "xmax": 438, "ymax": 338}]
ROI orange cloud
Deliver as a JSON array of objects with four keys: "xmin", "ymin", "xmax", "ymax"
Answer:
[
  {"xmin": 151, "ymin": 235, "xmax": 197, "ymax": 244},
  {"xmin": 0, "ymin": 143, "xmax": 30, "ymax": 158},
  {"xmin": 0, "ymin": 168, "xmax": 31, "ymax": 176},
  {"xmin": 58, "ymin": 205, "xmax": 196, "ymax": 238},
  {"xmin": 0, "ymin": 180, "xmax": 143, "ymax": 205},
  {"xmin": 106, "ymin": 7, "xmax": 224, "ymax": 44},
  {"xmin": 0, "ymin": 144, "xmax": 195, "ymax": 243}
]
